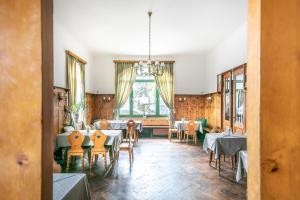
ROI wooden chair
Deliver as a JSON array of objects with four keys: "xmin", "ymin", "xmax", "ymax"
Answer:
[
  {"xmin": 168, "ymin": 121, "xmax": 180, "ymax": 141},
  {"xmin": 184, "ymin": 120, "xmax": 197, "ymax": 144},
  {"xmin": 89, "ymin": 130, "xmax": 108, "ymax": 172},
  {"xmin": 126, "ymin": 119, "xmax": 138, "ymax": 143},
  {"xmin": 100, "ymin": 119, "xmax": 109, "ymax": 130},
  {"xmin": 66, "ymin": 131, "xmax": 85, "ymax": 172},
  {"xmin": 119, "ymin": 121, "xmax": 134, "ymax": 165}
]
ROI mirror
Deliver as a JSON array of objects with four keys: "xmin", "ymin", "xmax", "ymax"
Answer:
[
  {"xmin": 224, "ymin": 77, "xmax": 231, "ymax": 121},
  {"xmin": 234, "ymin": 74, "xmax": 244, "ymax": 124}
]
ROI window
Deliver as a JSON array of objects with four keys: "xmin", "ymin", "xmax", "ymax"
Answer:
[
  {"xmin": 119, "ymin": 75, "xmax": 169, "ymax": 117},
  {"xmin": 75, "ymin": 61, "xmax": 84, "ymax": 122}
]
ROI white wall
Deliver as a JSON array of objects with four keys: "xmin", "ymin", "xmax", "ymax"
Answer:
[
  {"xmin": 90, "ymin": 54, "xmax": 207, "ymax": 94},
  {"xmin": 54, "ymin": 21, "xmax": 246, "ymax": 94},
  {"xmin": 53, "ymin": 22, "xmax": 94, "ymax": 92},
  {"xmin": 204, "ymin": 22, "xmax": 247, "ymax": 93}
]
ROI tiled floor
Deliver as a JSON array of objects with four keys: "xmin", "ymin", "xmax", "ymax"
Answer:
[{"xmin": 66, "ymin": 138, "xmax": 246, "ymax": 200}]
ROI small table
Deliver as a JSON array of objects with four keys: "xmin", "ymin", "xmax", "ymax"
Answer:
[
  {"xmin": 53, "ymin": 173, "xmax": 91, "ymax": 200},
  {"xmin": 236, "ymin": 150, "xmax": 248, "ymax": 182},
  {"xmin": 55, "ymin": 130, "xmax": 123, "ymax": 176},
  {"xmin": 203, "ymin": 133, "xmax": 247, "ymax": 174}
]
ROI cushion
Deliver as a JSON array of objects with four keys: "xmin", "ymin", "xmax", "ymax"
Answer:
[{"xmin": 64, "ymin": 126, "xmax": 75, "ymax": 132}]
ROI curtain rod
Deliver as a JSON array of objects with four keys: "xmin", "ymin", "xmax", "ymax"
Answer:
[
  {"xmin": 113, "ymin": 60, "xmax": 175, "ymax": 64},
  {"xmin": 66, "ymin": 50, "xmax": 87, "ymax": 64}
]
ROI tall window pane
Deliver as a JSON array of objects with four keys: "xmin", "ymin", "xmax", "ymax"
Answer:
[
  {"xmin": 119, "ymin": 98, "xmax": 130, "ymax": 115},
  {"xmin": 132, "ymin": 82, "xmax": 156, "ymax": 115},
  {"xmin": 159, "ymin": 96, "xmax": 169, "ymax": 115}
]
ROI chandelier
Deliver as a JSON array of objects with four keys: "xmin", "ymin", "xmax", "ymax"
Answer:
[{"xmin": 135, "ymin": 11, "xmax": 165, "ymax": 77}]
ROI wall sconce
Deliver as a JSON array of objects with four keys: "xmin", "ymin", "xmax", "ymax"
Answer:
[
  {"xmin": 58, "ymin": 92, "xmax": 67, "ymax": 101},
  {"xmin": 102, "ymin": 96, "xmax": 111, "ymax": 102},
  {"xmin": 178, "ymin": 97, "xmax": 187, "ymax": 102},
  {"xmin": 207, "ymin": 96, "xmax": 212, "ymax": 104}
]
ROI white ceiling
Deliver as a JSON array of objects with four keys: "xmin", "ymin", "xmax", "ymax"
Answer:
[{"xmin": 54, "ymin": 0, "xmax": 247, "ymax": 55}]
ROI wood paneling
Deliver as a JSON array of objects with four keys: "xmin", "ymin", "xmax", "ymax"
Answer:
[
  {"xmin": 248, "ymin": 0, "xmax": 300, "ymax": 199},
  {"xmin": 0, "ymin": 0, "xmax": 43, "ymax": 199},
  {"xmin": 203, "ymin": 93, "xmax": 222, "ymax": 128},
  {"xmin": 85, "ymin": 94, "xmax": 115, "ymax": 124},
  {"xmin": 86, "ymin": 93, "xmax": 94, "ymax": 124},
  {"xmin": 174, "ymin": 95, "xmax": 205, "ymax": 121},
  {"xmin": 85, "ymin": 93, "xmax": 222, "ymax": 128},
  {"xmin": 53, "ymin": 87, "xmax": 68, "ymax": 135}
]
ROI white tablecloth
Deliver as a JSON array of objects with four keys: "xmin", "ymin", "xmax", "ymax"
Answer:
[
  {"xmin": 174, "ymin": 121, "xmax": 203, "ymax": 133},
  {"xmin": 236, "ymin": 150, "xmax": 248, "ymax": 182},
  {"xmin": 53, "ymin": 173, "xmax": 90, "ymax": 200}
]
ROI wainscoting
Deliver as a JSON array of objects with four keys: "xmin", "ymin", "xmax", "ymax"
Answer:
[{"xmin": 85, "ymin": 93, "xmax": 222, "ymax": 128}]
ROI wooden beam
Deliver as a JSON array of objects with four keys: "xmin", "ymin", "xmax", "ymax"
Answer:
[
  {"xmin": 66, "ymin": 50, "xmax": 87, "ymax": 64},
  {"xmin": 42, "ymin": 0, "xmax": 54, "ymax": 199},
  {"xmin": 247, "ymin": 0, "xmax": 300, "ymax": 199}
]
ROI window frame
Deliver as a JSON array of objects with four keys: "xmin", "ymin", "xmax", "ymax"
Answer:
[{"xmin": 119, "ymin": 79, "xmax": 169, "ymax": 118}]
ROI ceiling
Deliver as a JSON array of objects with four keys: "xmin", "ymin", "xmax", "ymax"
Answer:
[{"xmin": 54, "ymin": 0, "xmax": 247, "ymax": 55}]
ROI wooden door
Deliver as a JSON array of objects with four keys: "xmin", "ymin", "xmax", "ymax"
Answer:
[
  {"xmin": 222, "ymin": 71, "xmax": 232, "ymax": 130},
  {"xmin": 232, "ymin": 65, "xmax": 246, "ymax": 133}
]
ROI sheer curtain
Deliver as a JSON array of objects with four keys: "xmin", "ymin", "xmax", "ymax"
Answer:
[
  {"xmin": 114, "ymin": 62, "xmax": 136, "ymax": 119},
  {"xmin": 154, "ymin": 63, "xmax": 175, "ymax": 124},
  {"xmin": 66, "ymin": 54, "xmax": 86, "ymax": 124}
]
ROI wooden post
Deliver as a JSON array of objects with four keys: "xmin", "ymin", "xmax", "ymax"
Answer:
[
  {"xmin": 0, "ymin": 0, "xmax": 53, "ymax": 199},
  {"xmin": 247, "ymin": 0, "xmax": 300, "ymax": 199}
]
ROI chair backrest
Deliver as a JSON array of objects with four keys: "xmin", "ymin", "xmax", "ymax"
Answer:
[
  {"xmin": 100, "ymin": 119, "xmax": 109, "ymax": 130},
  {"xmin": 186, "ymin": 120, "xmax": 196, "ymax": 133},
  {"xmin": 91, "ymin": 130, "xmax": 107, "ymax": 151},
  {"xmin": 67, "ymin": 131, "xmax": 84, "ymax": 151},
  {"xmin": 127, "ymin": 119, "xmax": 135, "ymax": 143}
]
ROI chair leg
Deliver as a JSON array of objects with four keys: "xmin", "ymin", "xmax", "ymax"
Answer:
[
  {"xmin": 209, "ymin": 151, "xmax": 213, "ymax": 166},
  {"xmin": 129, "ymin": 150, "xmax": 132, "ymax": 165},
  {"xmin": 231, "ymin": 156, "xmax": 235, "ymax": 169},
  {"xmin": 66, "ymin": 155, "xmax": 71, "ymax": 172},
  {"xmin": 218, "ymin": 156, "xmax": 221, "ymax": 175},
  {"xmin": 131, "ymin": 148, "xmax": 134, "ymax": 162},
  {"xmin": 104, "ymin": 153, "xmax": 107, "ymax": 170},
  {"xmin": 81, "ymin": 155, "xmax": 84, "ymax": 173},
  {"xmin": 90, "ymin": 153, "xmax": 93, "ymax": 173}
]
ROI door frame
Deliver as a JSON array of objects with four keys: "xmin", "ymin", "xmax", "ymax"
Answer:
[
  {"xmin": 42, "ymin": 0, "xmax": 54, "ymax": 199},
  {"xmin": 232, "ymin": 64, "xmax": 246, "ymax": 133}
]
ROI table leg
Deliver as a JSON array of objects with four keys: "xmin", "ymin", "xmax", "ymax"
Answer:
[{"xmin": 218, "ymin": 155, "xmax": 221, "ymax": 175}]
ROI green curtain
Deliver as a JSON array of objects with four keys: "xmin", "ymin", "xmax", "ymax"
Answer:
[
  {"xmin": 114, "ymin": 62, "xmax": 136, "ymax": 119},
  {"xmin": 154, "ymin": 63, "xmax": 175, "ymax": 124},
  {"xmin": 80, "ymin": 62, "xmax": 86, "ymax": 124},
  {"xmin": 66, "ymin": 54, "xmax": 77, "ymax": 107},
  {"xmin": 66, "ymin": 54, "xmax": 86, "ymax": 125}
]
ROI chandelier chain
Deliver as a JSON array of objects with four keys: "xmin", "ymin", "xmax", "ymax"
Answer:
[{"xmin": 148, "ymin": 11, "xmax": 151, "ymax": 60}]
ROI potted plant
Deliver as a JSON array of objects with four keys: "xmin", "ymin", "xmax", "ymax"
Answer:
[{"xmin": 71, "ymin": 100, "xmax": 85, "ymax": 123}]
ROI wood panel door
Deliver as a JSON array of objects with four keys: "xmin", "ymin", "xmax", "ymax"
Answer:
[
  {"xmin": 222, "ymin": 71, "xmax": 232, "ymax": 130},
  {"xmin": 232, "ymin": 65, "xmax": 246, "ymax": 133}
]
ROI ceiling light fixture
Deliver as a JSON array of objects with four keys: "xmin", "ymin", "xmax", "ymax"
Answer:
[{"xmin": 135, "ymin": 11, "xmax": 165, "ymax": 77}]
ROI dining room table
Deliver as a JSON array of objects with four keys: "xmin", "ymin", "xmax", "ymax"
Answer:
[
  {"xmin": 236, "ymin": 150, "xmax": 248, "ymax": 182},
  {"xmin": 55, "ymin": 129, "xmax": 123, "ymax": 176},
  {"xmin": 53, "ymin": 173, "xmax": 91, "ymax": 200},
  {"xmin": 93, "ymin": 120, "xmax": 143, "ymax": 132},
  {"xmin": 203, "ymin": 133, "xmax": 247, "ymax": 174},
  {"xmin": 174, "ymin": 120, "xmax": 203, "ymax": 133}
]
